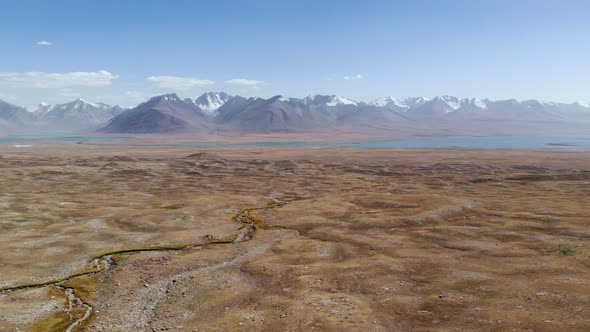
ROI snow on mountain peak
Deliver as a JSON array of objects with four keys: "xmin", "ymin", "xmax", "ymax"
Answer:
[
  {"xmin": 25, "ymin": 104, "xmax": 42, "ymax": 112},
  {"xmin": 326, "ymin": 95, "xmax": 357, "ymax": 106},
  {"xmin": 72, "ymin": 98, "xmax": 100, "ymax": 108},
  {"xmin": 471, "ymin": 98, "xmax": 488, "ymax": 109},
  {"xmin": 370, "ymin": 97, "xmax": 407, "ymax": 108},
  {"xmin": 438, "ymin": 96, "xmax": 462, "ymax": 110},
  {"xmin": 303, "ymin": 94, "xmax": 321, "ymax": 105},
  {"xmin": 303, "ymin": 95, "xmax": 357, "ymax": 107},
  {"xmin": 162, "ymin": 94, "xmax": 181, "ymax": 102},
  {"xmin": 403, "ymin": 97, "xmax": 430, "ymax": 108},
  {"xmin": 430, "ymin": 96, "xmax": 488, "ymax": 111},
  {"xmin": 45, "ymin": 99, "xmax": 108, "ymax": 114},
  {"xmin": 194, "ymin": 92, "xmax": 231, "ymax": 113},
  {"xmin": 32, "ymin": 102, "xmax": 55, "ymax": 114}
]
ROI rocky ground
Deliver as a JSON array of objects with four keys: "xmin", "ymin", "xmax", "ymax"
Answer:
[{"xmin": 0, "ymin": 144, "xmax": 589, "ymax": 331}]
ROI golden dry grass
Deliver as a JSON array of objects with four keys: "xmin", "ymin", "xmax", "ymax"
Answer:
[{"xmin": 0, "ymin": 144, "xmax": 589, "ymax": 331}]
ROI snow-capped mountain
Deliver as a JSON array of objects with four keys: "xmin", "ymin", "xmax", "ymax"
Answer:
[
  {"xmin": 3, "ymin": 92, "xmax": 590, "ymax": 134},
  {"xmin": 369, "ymin": 96, "xmax": 431, "ymax": 110},
  {"xmin": 216, "ymin": 95, "xmax": 332, "ymax": 132},
  {"xmin": 103, "ymin": 92, "xmax": 590, "ymax": 133},
  {"xmin": 304, "ymin": 95, "xmax": 358, "ymax": 107},
  {"xmin": 460, "ymin": 98, "xmax": 488, "ymax": 111},
  {"xmin": 37, "ymin": 98, "xmax": 124, "ymax": 128},
  {"xmin": 31, "ymin": 102, "xmax": 55, "ymax": 117},
  {"xmin": 408, "ymin": 96, "xmax": 459, "ymax": 116},
  {"xmin": 402, "ymin": 97, "xmax": 430, "ymax": 108},
  {"xmin": 369, "ymin": 97, "xmax": 408, "ymax": 109},
  {"xmin": 409, "ymin": 96, "xmax": 487, "ymax": 114},
  {"xmin": 102, "ymin": 93, "xmax": 209, "ymax": 133},
  {"xmin": 300, "ymin": 95, "xmax": 361, "ymax": 119},
  {"xmin": 192, "ymin": 92, "xmax": 233, "ymax": 114},
  {"xmin": 0, "ymin": 99, "xmax": 35, "ymax": 127}
]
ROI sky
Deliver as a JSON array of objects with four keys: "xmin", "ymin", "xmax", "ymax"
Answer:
[{"xmin": 0, "ymin": 0, "xmax": 589, "ymax": 108}]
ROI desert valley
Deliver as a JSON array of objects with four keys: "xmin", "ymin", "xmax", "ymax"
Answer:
[
  {"xmin": 2, "ymin": 1, "xmax": 590, "ymax": 331},
  {"xmin": 0, "ymin": 142, "xmax": 589, "ymax": 331}
]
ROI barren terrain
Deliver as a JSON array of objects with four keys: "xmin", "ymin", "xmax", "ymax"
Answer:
[{"xmin": 0, "ymin": 144, "xmax": 589, "ymax": 331}]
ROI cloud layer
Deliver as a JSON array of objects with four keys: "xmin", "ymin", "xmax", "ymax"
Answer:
[
  {"xmin": 0, "ymin": 70, "xmax": 118, "ymax": 88},
  {"xmin": 344, "ymin": 74, "xmax": 364, "ymax": 80},
  {"xmin": 147, "ymin": 76, "xmax": 214, "ymax": 90},
  {"xmin": 224, "ymin": 78, "xmax": 266, "ymax": 88}
]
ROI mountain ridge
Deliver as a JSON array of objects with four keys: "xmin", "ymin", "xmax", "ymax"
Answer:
[{"xmin": 2, "ymin": 92, "xmax": 589, "ymax": 134}]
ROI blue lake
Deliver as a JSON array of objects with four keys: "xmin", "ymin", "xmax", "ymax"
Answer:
[
  {"xmin": 0, "ymin": 133, "xmax": 130, "ymax": 143},
  {"xmin": 2, "ymin": 133, "xmax": 590, "ymax": 149},
  {"xmin": 177, "ymin": 135, "xmax": 590, "ymax": 150}
]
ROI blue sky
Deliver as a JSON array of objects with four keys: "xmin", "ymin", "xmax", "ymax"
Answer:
[{"xmin": 0, "ymin": 0, "xmax": 588, "ymax": 107}]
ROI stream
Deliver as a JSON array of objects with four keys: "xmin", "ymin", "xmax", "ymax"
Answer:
[{"xmin": 0, "ymin": 201, "xmax": 283, "ymax": 331}]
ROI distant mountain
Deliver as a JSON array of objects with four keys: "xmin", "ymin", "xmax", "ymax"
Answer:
[
  {"xmin": 304, "ymin": 95, "xmax": 357, "ymax": 107},
  {"xmin": 406, "ymin": 96, "xmax": 473, "ymax": 117},
  {"xmin": 30, "ymin": 102, "xmax": 53, "ymax": 117},
  {"xmin": 369, "ymin": 97, "xmax": 409, "ymax": 111},
  {"xmin": 217, "ymin": 95, "xmax": 334, "ymax": 132},
  {"xmin": 542, "ymin": 101, "xmax": 590, "ymax": 122},
  {"xmin": 103, "ymin": 93, "xmax": 590, "ymax": 134},
  {"xmin": 0, "ymin": 99, "xmax": 35, "ymax": 128},
  {"xmin": 2, "ymin": 92, "xmax": 589, "ymax": 135},
  {"xmin": 36, "ymin": 99, "xmax": 124, "ymax": 128},
  {"xmin": 301, "ymin": 95, "xmax": 361, "ymax": 120},
  {"xmin": 192, "ymin": 92, "xmax": 232, "ymax": 114},
  {"xmin": 101, "ymin": 93, "xmax": 209, "ymax": 133},
  {"xmin": 213, "ymin": 94, "xmax": 368, "ymax": 132}
]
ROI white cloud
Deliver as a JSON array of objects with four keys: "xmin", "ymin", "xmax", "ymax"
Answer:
[
  {"xmin": 0, "ymin": 70, "xmax": 118, "ymax": 88},
  {"xmin": 36, "ymin": 40, "xmax": 52, "ymax": 46},
  {"xmin": 147, "ymin": 76, "xmax": 214, "ymax": 90},
  {"xmin": 344, "ymin": 74, "xmax": 364, "ymax": 80},
  {"xmin": 224, "ymin": 78, "xmax": 266, "ymax": 88}
]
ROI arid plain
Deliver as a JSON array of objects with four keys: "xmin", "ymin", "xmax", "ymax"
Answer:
[{"xmin": 0, "ymin": 143, "xmax": 589, "ymax": 331}]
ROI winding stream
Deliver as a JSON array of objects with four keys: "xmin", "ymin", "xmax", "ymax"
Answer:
[{"xmin": 0, "ymin": 201, "xmax": 283, "ymax": 331}]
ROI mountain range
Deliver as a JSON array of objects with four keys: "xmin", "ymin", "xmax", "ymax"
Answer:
[
  {"xmin": 0, "ymin": 98, "xmax": 124, "ymax": 130},
  {"xmin": 1, "ymin": 92, "xmax": 589, "ymax": 135}
]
